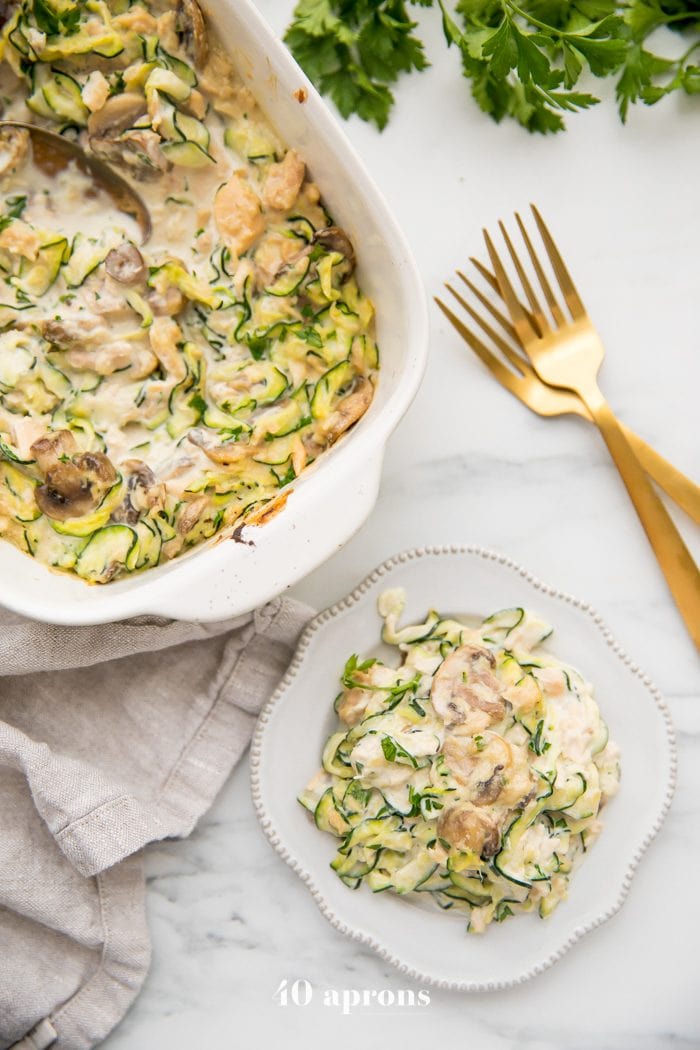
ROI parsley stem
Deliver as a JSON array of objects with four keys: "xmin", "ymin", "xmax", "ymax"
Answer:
[
  {"xmin": 504, "ymin": 0, "xmax": 564, "ymax": 37},
  {"xmin": 632, "ymin": 9, "xmax": 700, "ymax": 41},
  {"xmin": 505, "ymin": 0, "xmax": 616, "ymax": 45},
  {"xmin": 662, "ymin": 10, "xmax": 700, "ymax": 24},
  {"xmin": 678, "ymin": 39, "xmax": 700, "ymax": 65}
]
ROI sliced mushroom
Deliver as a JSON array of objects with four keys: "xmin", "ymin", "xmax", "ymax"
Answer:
[
  {"xmin": 30, "ymin": 429, "xmax": 78, "ymax": 473},
  {"xmin": 187, "ymin": 428, "xmax": 252, "ymax": 465},
  {"xmin": 74, "ymin": 451, "xmax": 118, "ymax": 489},
  {"xmin": 318, "ymin": 376, "xmax": 373, "ymax": 445},
  {"xmin": 313, "ymin": 225, "xmax": 355, "ymax": 278},
  {"xmin": 112, "ymin": 459, "xmax": 159, "ymax": 524},
  {"xmin": 177, "ymin": 0, "xmax": 209, "ymax": 68},
  {"xmin": 437, "ymin": 803, "xmax": 501, "ymax": 859},
  {"xmin": 459, "ymin": 731, "xmax": 536, "ymax": 809},
  {"xmin": 41, "ymin": 317, "xmax": 97, "ymax": 349},
  {"xmin": 0, "ymin": 125, "xmax": 30, "ymax": 177},
  {"xmin": 176, "ymin": 493, "xmax": 210, "ymax": 535},
  {"xmin": 105, "ymin": 243, "xmax": 146, "ymax": 285},
  {"xmin": 90, "ymin": 128, "xmax": 171, "ymax": 182},
  {"xmin": 473, "ymin": 765, "xmax": 505, "ymax": 806},
  {"xmin": 431, "ymin": 644, "xmax": 505, "ymax": 729},
  {"xmin": 87, "ymin": 92, "xmax": 148, "ymax": 139},
  {"xmin": 35, "ymin": 451, "xmax": 117, "ymax": 521},
  {"xmin": 35, "ymin": 462, "xmax": 95, "ymax": 521}
]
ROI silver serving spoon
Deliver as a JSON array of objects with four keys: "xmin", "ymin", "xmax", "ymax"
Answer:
[{"xmin": 0, "ymin": 119, "xmax": 152, "ymax": 243}]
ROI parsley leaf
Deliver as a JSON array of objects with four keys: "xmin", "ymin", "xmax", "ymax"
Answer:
[
  {"xmin": 341, "ymin": 652, "xmax": 378, "ymax": 688},
  {"xmin": 188, "ymin": 393, "xmax": 207, "ymax": 419},
  {"xmin": 6, "ymin": 196, "xmax": 27, "ymax": 219},
  {"xmin": 407, "ymin": 784, "xmax": 446, "ymax": 816},
  {"xmin": 32, "ymin": 0, "xmax": 83, "ymax": 37},
  {"xmin": 32, "ymin": 0, "xmax": 62, "ymax": 35},
  {"xmin": 0, "ymin": 195, "xmax": 27, "ymax": 233},
  {"xmin": 272, "ymin": 463, "xmax": 297, "ymax": 488},
  {"xmin": 297, "ymin": 325, "xmax": 324, "ymax": 348},
  {"xmin": 285, "ymin": 0, "xmax": 700, "ymax": 132},
  {"xmin": 380, "ymin": 734, "xmax": 419, "ymax": 767},
  {"xmin": 284, "ymin": 0, "xmax": 430, "ymax": 129}
]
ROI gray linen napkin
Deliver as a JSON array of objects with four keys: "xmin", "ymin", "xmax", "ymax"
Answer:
[{"xmin": 0, "ymin": 596, "xmax": 312, "ymax": 1050}]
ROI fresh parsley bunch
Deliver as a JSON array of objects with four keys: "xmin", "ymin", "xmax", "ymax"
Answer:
[{"xmin": 284, "ymin": 0, "xmax": 700, "ymax": 132}]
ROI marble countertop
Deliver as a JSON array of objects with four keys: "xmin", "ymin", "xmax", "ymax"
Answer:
[{"xmin": 103, "ymin": 3, "xmax": 699, "ymax": 1046}]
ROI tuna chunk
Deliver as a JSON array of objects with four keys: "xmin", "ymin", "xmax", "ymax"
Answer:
[
  {"xmin": 214, "ymin": 171, "xmax": 265, "ymax": 256},
  {"xmin": 262, "ymin": 149, "xmax": 305, "ymax": 211}
]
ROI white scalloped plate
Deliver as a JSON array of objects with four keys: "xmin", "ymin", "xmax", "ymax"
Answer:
[{"xmin": 250, "ymin": 546, "xmax": 676, "ymax": 990}]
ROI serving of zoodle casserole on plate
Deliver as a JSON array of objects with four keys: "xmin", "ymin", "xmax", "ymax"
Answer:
[
  {"xmin": 300, "ymin": 591, "xmax": 621, "ymax": 934},
  {"xmin": 0, "ymin": 0, "xmax": 378, "ymax": 584},
  {"xmin": 251, "ymin": 547, "xmax": 675, "ymax": 988}
]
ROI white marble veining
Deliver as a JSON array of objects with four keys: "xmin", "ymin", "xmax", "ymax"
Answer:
[{"xmin": 102, "ymin": 2, "xmax": 699, "ymax": 1046}]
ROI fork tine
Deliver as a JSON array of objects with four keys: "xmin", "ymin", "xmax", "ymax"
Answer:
[
  {"xmin": 530, "ymin": 204, "xmax": 585, "ymax": 320},
  {"xmin": 498, "ymin": 220, "xmax": 549, "ymax": 336},
  {"xmin": 482, "ymin": 228, "xmax": 538, "ymax": 343},
  {"xmin": 436, "ymin": 292, "xmax": 592, "ymax": 421},
  {"xmin": 470, "ymin": 257, "xmax": 500, "ymax": 295},
  {"xmin": 515, "ymin": 211, "xmax": 566, "ymax": 328},
  {"xmin": 456, "ymin": 269, "xmax": 517, "ymax": 342},
  {"xmin": 445, "ymin": 281, "xmax": 527, "ymax": 376},
  {"xmin": 435, "ymin": 295, "xmax": 527, "ymax": 397},
  {"xmin": 468, "ymin": 259, "xmax": 542, "ymax": 339}
]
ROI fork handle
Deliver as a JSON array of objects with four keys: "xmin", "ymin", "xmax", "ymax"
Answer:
[
  {"xmin": 620, "ymin": 423, "xmax": 700, "ymax": 525},
  {"xmin": 579, "ymin": 380, "xmax": 700, "ymax": 650}
]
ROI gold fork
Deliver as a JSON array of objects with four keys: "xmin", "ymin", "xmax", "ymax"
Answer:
[
  {"xmin": 435, "ymin": 268, "xmax": 700, "ymax": 524},
  {"xmin": 474, "ymin": 205, "xmax": 700, "ymax": 649}
]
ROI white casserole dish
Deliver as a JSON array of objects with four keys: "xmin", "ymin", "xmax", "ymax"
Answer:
[{"xmin": 0, "ymin": 0, "xmax": 428, "ymax": 625}]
